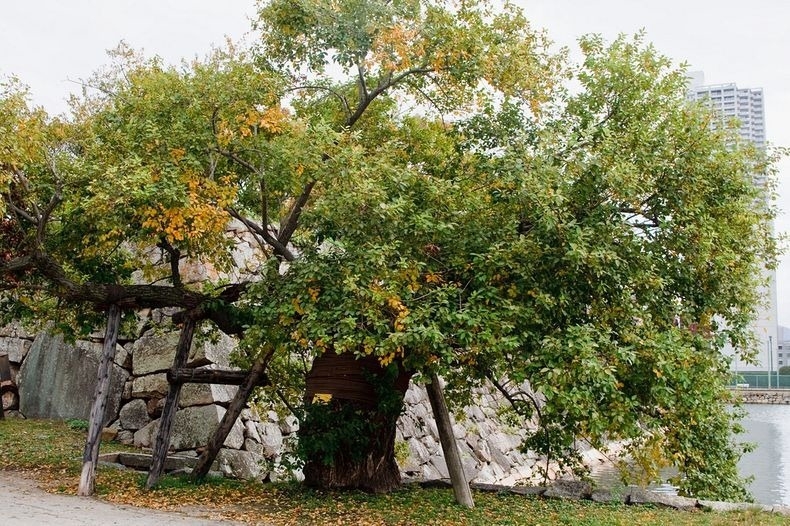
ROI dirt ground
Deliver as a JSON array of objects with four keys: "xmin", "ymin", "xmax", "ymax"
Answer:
[{"xmin": 0, "ymin": 471, "xmax": 244, "ymax": 525}]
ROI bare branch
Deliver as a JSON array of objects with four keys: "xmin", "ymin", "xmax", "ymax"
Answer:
[
  {"xmin": 227, "ymin": 207, "xmax": 270, "ymax": 251},
  {"xmin": 65, "ymin": 77, "xmax": 116, "ymax": 97},
  {"xmin": 8, "ymin": 167, "xmax": 42, "ymax": 220},
  {"xmin": 407, "ymin": 80, "xmax": 447, "ymax": 127}
]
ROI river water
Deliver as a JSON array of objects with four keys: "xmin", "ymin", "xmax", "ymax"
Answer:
[
  {"xmin": 590, "ymin": 403, "xmax": 790, "ymax": 505},
  {"xmin": 739, "ymin": 403, "xmax": 790, "ymax": 505}
]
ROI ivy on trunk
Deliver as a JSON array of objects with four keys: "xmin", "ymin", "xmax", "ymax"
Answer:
[{"xmin": 299, "ymin": 353, "xmax": 411, "ymax": 493}]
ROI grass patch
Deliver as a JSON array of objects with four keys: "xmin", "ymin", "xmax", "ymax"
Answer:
[
  {"xmin": 0, "ymin": 418, "xmax": 786, "ymax": 525},
  {"xmin": 65, "ymin": 418, "xmax": 90, "ymax": 431}
]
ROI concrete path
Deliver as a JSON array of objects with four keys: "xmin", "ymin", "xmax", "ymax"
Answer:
[{"xmin": 0, "ymin": 472, "xmax": 243, "ymax": 525}]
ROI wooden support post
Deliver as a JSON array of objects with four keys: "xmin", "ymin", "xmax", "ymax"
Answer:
[
  {"xmin": 78, "ymin": 304, "xmax": 121, "ymax": 496},
  {"xmin": 426, "ymin": 373, "xmax": 474, "ymax": 508},
  {"xmin": 0, "ymin": 353, "xmax": 10, "ymax": 382},
  {"xmin": 146, "ymin": 317, "xmax": 197, "ymax": 489},
  {"xmin": 191, "ymin": 354, "xmax": 269, "ymax": 480},
  {"xmin": 167, "ymin": 367, "xmax": 269, "ymax": 386},
  {"xmin": 0, "ymin": 353, "xmax": 10, "ymax": 420}
]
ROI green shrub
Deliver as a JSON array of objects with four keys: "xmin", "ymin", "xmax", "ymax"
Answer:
[{"xmin": 65, "ymin": 419, "xmax": 89, "ymax": 431}]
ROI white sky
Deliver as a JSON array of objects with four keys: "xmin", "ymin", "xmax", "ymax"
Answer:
[{"xmin": 2, "ymin": 0, "xmax": 789, "ymax": 323}]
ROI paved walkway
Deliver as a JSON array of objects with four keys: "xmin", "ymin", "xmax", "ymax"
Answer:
[{"xmin": 0, "ymin": 472, "xmax": 243, "ymax": 525}]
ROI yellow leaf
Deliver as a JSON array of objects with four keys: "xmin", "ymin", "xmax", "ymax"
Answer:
[{"xmin": 312, "ymin": 393, "xmax": 332, "ymax": 404}]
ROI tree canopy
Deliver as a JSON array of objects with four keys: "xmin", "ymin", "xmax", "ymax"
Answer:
[{"xmin": 1, "ymin": 0, "xmax": 782, "ymax": 501}]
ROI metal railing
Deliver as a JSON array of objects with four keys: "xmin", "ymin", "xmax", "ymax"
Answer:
[{"xmin": 728, "ymin": 373, "xmax": 790, "ymax": 389}]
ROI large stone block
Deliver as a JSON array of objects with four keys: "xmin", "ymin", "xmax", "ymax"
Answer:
[
  {"xmin": 279, "ymin": 415, "xmax": 299, "ymax": 435},
  {"xmin": 131, "ymin": 373, "xmax": 169, "ymax": 398},
  {"xmin": 0, "ymin": 337, "xmax": 32, "ymax": 363},
  {"xmin": 190, "ymin": 332, "xmax": 237, "ymax": 368},
  {"xmin": 244, "ymin": 438, "xmax": 263, "ymax": 455},
  {"xmin": 543, "ymin": 480, "xmax": 592, "ymax": 500},
  {"xmin": 0, "ymin": 322, "xmax": 31, "ymax": 339},
  {"xmin": 216, "ymin": 448, "xmax": 265, "ymax": 480},
  {"xmin": 17, "ymin": 332, "xmax": 129, "ymax": 425},
  {"xmin": 257, "ymin": 422, "xmax": 284, "ymax": 457},
  {"xmin": 119, "ymin": 399, "xmax": 151, "ymax": 430},
  {"xmin": 473, "ymin": 461, "xmax": 506, "ymax": 484},
  {"xmin": 407, "ymin": 436, "xmax": 431, "ymax": 464},
  {"xmin": 179, "ymin": 381, "xmax": 238, "ymax": 408},
  {"xmin": 131, "ymin": 332, "xmax": 181, "ymax": 375},
  {"xmin": 244, "ymin": 420, "xmax": 261, "ymax": 442},
  {"xmin": 132, "ymin": 331, "xmax": 237, "ymax": 376},
  {"xmin": 133, "ymin": 404, "xmax": 245, "ymax": 451}
]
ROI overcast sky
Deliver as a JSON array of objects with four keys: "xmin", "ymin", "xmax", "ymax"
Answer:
[{"xmin": 2, "ymin": 0, "xmax": 789, "ymax": 323}]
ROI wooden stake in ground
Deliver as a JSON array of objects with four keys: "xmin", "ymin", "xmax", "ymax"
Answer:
[
  {"xmin": 78, "ymin": 304, "xmax": 121, "ymax": 497},
  {"xmin": 146, "ymin": 317, "xmax": 197, "ymax": 489},
  {"xmin": 426, "ymin": 373, "xmax": 474, "ymax": 508}
]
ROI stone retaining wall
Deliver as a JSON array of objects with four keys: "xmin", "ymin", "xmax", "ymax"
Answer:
[
  {"xmin": 1, "ymin": 319, "xmax": 569, "ymax": 485},
  {"xmin": 0, "ymin": 219, "xmax": 574, "ymax": 483},
  {"xmin": 731, "ymin": 388, "xmax": 790, "ymax": 404}
]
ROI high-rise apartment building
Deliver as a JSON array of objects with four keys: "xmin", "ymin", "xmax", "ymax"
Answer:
[
  {"xmin": 688, "ymin": 71, "xmax": 777, "ymax": 375},
  {"xmin": 688, "ymin": 71, "xmax": 766, "ymax": 149}
]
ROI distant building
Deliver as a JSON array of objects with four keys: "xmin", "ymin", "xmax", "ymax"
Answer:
[
  {"xmin": 688, "ymin": 71, "xmax": 766, "ymax": 150},
  {"xmin": 777, "ymin": 325, "xmax": 790, "ymax": 369},
  {"xmin": 688, "ymin": 72, "xmax": 777, "ymax": 373}
]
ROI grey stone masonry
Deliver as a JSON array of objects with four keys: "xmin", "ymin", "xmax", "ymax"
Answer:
[
  {"xmin": 5, "ymin": 313, "xmax": 562, "ymax": 485},
  {"xmin": 18, "ymin": 332, "xmax": 128, "ymax": 426},
  {"xmin": 732, "ymin": 388, "xmax": 790, "ymax": 404}
]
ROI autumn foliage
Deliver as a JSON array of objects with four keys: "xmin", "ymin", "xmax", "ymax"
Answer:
[{"xmin": 0, "ymin": 0, "xmax": 783, "ymax": 501}]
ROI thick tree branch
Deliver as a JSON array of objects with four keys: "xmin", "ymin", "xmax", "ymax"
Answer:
[
  {"xmin": 156, "ymin": 238, "xmax": 182, "ymax": 288},
  {"xmin": 278, "ymin": 180, "xmax": 316, "ymax": 246},
  {"xmin": 345, "ymin": 65, "xmax": 433, "ymax": 128},
  {"xmin": 1, "ymin": 250, "xmax": 248, "ymax": 334},
  {"xmin": 228, "ymin": 208, "xmax": 294, "ymax": 262},
  {"xmin": 216, "ymin": 147, "xmax": 261, "ymax": 177},
  {"xmin": 356, "ymin": 62, "xmax": 369, "ymax": 100},
  {"xmin": 287, "ymin": 85, "xmax": 352, "ymax": 121},
  {"xmin": 213, "ymin": 145, "xmax": 296, "ymax": 260},
  {"xmin": 3, "ymin": 199, "xmax": 37, "ymax": 226},
  {"xmin": 35, "ymin": 157, "xmax": 61, "ymax": 245},
  {"xmin": 489, "ymin": 375, "xmax": 543, "ymax": 424}
]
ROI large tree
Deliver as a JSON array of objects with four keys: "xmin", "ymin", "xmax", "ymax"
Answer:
[
  {"xmin": 1, "ymin": 0, "xmax": 558, "ymax": 494},
  {"xmin": 0, "ymin": 0, "xmax": 780, "ymax": 501},
  {"xmin": 241, "ymin": 26, "xmax": 779, "ymax": 498}
]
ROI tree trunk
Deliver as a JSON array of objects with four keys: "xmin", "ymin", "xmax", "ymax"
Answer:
[
  {"xmin": 426, "ymin": 373, "xmax": 474, "ymax": 508},
  {"xmin": 301, "ymin": 353, "xmax": 412, "ymax": 493},
  {"xmin": 146, "ymin": 317, "xmax": 197, "ymax": 489},
  {"xmin": 191, "ymin": 353, "xmax": 271, "ymax": 480},
  {"xmin": 78, "ymin": 304, "xmax": 121, "ymax": 496}
]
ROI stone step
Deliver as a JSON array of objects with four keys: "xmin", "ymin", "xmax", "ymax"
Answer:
[{"xmin": 98, "ymin": 452, "xmax": 218, "ymax": 473}]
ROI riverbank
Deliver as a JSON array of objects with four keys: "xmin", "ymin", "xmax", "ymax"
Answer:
[{"xmin": 730, "ymin": 388, "xmax": 790, "ymax": 404}]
